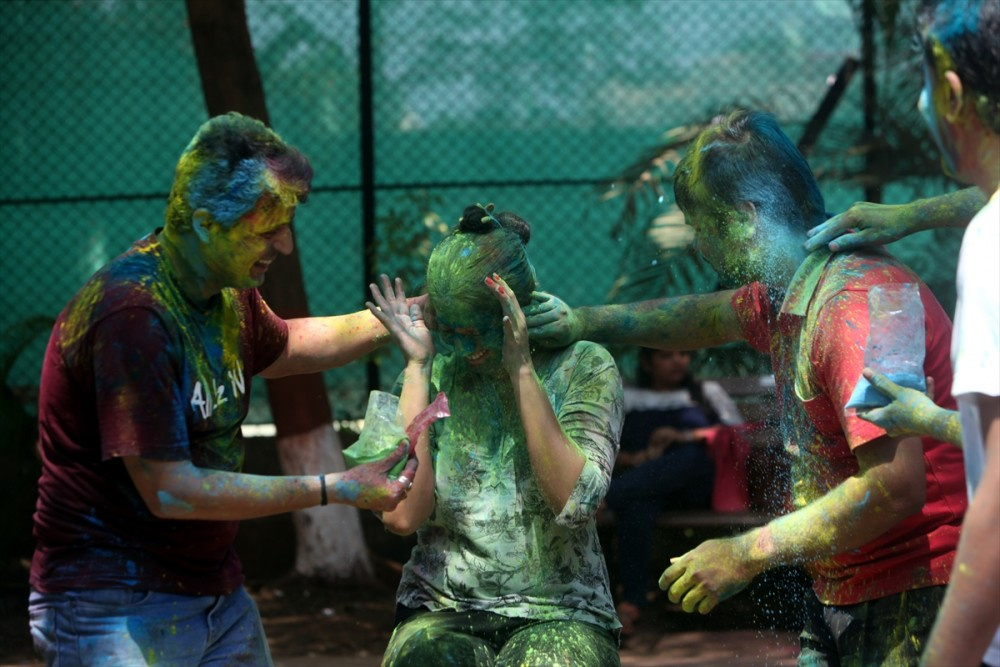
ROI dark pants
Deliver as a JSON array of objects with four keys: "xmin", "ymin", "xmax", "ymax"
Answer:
[
  {"xmin": 797, "ymin": 586, "xmax": 947, "ymax": 667},
  {"xmin": 604, "ymin": 441, "xmax": 714, "ymax": 608}
]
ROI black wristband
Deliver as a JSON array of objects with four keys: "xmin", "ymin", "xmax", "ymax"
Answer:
[{"xmin": 319, "ymin": 475, "xmax": 328, "ymax": 506}]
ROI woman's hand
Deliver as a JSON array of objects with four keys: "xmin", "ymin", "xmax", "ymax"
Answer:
[
  {"xmin": 366, "ymin": 274, "xmax": 434, "ymax": 365},
  {"xmin": 486, "ymin": 273, "xmax": 534, "ymax": 378}
]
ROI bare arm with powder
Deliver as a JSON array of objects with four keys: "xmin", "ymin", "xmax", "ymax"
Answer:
[
  {"xmin": 658, "ymin": 433, "xmax": 927, "ymax": 613},
  {"xmin": 365, "ymin": 275, "xmax": 437, "ymax": 536},
  {"xmin": 803, "ymin": 187, "xmax": 984, "ymax": 253},
  {"xmin": 922, "ymin": 396, "xmax": 1000, "ymax": 666},
  {"xmin": 525, "ymin": 289, "xmax": 744, "ymax": 351},
  {"xmin": 123, "ymin": 443, "xmax": 416, "ymax": 520},
  {"xmin": 260, "ymin": 293, "xmax": 429, "ymax": 379},
  {"xmin": 857, "ymin": 369, "xmax": 963, "ymax": 447},
  {"xmin": 488, "ymin": 273, "xmax": 587, "ymax": 514}
]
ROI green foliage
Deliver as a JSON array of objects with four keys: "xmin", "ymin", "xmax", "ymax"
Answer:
[{"xmin": 373, "ymin": 190, "xmax": 449, "ymax": 295}]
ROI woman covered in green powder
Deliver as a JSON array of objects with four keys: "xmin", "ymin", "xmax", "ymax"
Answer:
[{"xmin": 366, "ymin": 204, "xmax": 624, "ymax": 666}]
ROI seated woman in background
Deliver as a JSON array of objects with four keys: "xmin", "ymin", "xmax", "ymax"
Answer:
[
  {"xmin": 367, "ymin": 203, "xmax": 624, "ymax": 666},
  {"xmin": 604, "ymin": 347, "xmax": 743, "ymax": 636}
]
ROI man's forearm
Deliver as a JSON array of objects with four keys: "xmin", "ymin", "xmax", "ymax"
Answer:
[
  {"xmin": 924, "ymin": 407, "xmax": 963, "ymax": 448},
  {"xmin": 740, "ymin": 440, "xmax": 925, "ymax": 571},
  {"xmin": 909, "ymin": 187, "xmax": 987, "ymax": 232},
  {"xmin": 575, "ymin": 290, "xmax": 742, "ymax": 350}
]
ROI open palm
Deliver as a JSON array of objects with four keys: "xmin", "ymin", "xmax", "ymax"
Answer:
[{"xmin": 367, "ymin": 274, "xmax": 434, "ymax": 365}]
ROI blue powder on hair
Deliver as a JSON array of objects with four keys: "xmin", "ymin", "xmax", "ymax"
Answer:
[
  {"xmin": 933, "ymin": 0, "xmax": 981, "ymax": 44},
  {"xmin": 188, "ymin": 157, "xmax": 267, "ymax": 227}
]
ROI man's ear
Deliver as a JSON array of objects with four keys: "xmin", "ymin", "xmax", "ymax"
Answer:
[
  {"xmin": 943, "ymin": 70, "xmax": 965, "ymax": 121},
  {"xmin": 737, "ymin": 200, "xmax": 757, "ymax": 220},
  {"xmin": 191, "ymin": 209, "xmax": 212, "ymax": 243}
]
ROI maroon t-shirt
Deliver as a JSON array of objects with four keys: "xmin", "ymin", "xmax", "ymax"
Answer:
[{"xmin": 31, "ymin": 233, "xmax": 288, "ymax": 595}]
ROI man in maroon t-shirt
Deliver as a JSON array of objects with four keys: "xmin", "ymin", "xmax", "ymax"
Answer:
[
  {"xmin": 29, "ymin": 113, "xmax": 418, "ymax": 666},
  {"xmin": 525, "ymin": 110, "xmax": 967, "ymax": 665}
]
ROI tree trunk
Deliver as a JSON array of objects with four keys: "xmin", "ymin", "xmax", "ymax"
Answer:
[{"xmin": 185, "ymin": 0, "xmax": 373, "ymax": 583}]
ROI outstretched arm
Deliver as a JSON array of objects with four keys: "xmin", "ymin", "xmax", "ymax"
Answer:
[
  {"xmin": 123, "ymin": 441, "xmax": 416, "ymax": 520},
  {"xmin": 525, "ymin": 289, "xmax": 743, "ymax": 350},
  {"xmin": 659, "ymin": 434, "xmax": 926, "ymax": 614},
  {"xmin": 804, "ymin": 187, "xmax": 984, "ymax": 253},
  {"xmin": 365, "ymin": 275, "xmax": 437, "ymax": 535},
  {"xmin": 260, "ymin": 293, "xmax": 429, "ymax": 378},
  {"xmin": 856, "ymin": 369, "xmax": 963, "ymax": 447}
]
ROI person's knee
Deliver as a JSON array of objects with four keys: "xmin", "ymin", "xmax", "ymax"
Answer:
[
  {"xmin": 497, "ymin": 621, "xmax": 619, "ymax": 667},
  {"xmin": 384, "ymin": 624, "xmax": 495, "ymax": 666}
]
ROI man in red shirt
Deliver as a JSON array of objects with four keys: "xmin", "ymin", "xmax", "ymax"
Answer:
[{"xmin": 525, "ymin": 109, "xmax": 967, "ymax": 664}]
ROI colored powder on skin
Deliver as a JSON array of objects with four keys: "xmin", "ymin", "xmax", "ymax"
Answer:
[
  {"xmin": 334, "ymin": 480, "xmax": 361, "ymax": 502},
  {"xmin": 157, "ymin": 490, "xmax": 194, "ymax": 514}
]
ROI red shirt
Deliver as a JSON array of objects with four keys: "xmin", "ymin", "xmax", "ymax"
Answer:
[
  {"xmin": 731, "ymin": 249, "xmax": 967, "ymax": 605},
  {"xmin": 31, "ymin": 234, "xmax": 288, "ymax": 595}
]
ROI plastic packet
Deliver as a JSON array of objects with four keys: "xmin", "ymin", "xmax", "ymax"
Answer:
[
  {"xmin": 342, "ymin": 390, "xmax": 450, "ymax": 477},
  {"xmin": 845, "ymin": 283, "xmax": 927, "ymax": 410}
]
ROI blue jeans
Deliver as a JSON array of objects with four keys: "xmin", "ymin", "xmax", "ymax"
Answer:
[{"xmin": 29, "ymin": 586, "xmax": 272, "ymax": 666}]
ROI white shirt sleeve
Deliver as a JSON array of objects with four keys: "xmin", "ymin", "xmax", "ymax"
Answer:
[{"xmin": 951, "ymin": 192, "xmax": 1000, "ymax": 402}]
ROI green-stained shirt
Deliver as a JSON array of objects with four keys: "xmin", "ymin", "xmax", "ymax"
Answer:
[{"xmin": 396, "ymin": 340, "xmax": 624, "ymax": 632}]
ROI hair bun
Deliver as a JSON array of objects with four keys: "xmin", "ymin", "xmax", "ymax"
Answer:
[
  {"xmin": 457, "ymin": 202, "xmax": 531, "ymax": 244},
  {"xmin": 458, "ymin": 204, "xmax": 495, "ymax": 233},
  {"xmin": 496, "ymin": 212, "xmax": 530, "ymax": 245}
]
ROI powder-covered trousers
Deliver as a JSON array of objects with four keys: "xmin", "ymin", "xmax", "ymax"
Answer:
[
  {"xmin": 28, "ymin": 586, "xmax": 272, "ymax": 666},
  {"xmin": 797, "ymin": 585, "xmax": 947, "ymax": 667},
  {"xmin": 383, "ymin": 605, "xmax": 621, "ymax": 667}
]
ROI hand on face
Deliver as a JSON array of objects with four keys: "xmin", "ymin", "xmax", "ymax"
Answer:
[
  {"xmin": 855, "ymin": 368, "xmax": 940, "ymax": 438},
  {"xmin": 367, "ymin": 274, "xmax": 434, "ymax": 365},
  {"xmin": 332, "ymin": 441, "xmax": 418, "ymax": 512},
  {"xmin": 522, "ymin": 290, "xmax": 580, "ymax": 348},
  {"xmin": 658, "ymin": 536, "xmax": 753, "ymax": 615},
  {"xmin": 485, "ymin": 273, "xmax": 533, "ymax": 377}
]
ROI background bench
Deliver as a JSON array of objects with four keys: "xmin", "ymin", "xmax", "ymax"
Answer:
[{"xmin": 597, "ymin": 374, "xmax": 812, "ymax": 631}]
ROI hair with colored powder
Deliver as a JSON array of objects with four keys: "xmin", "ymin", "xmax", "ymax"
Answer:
[
  {"xmin": 918, "ymin": 0, "xmax": 1000, "ymax": 133},
  {"xmin": 673, "ymin": 110, "xmax": 827, "ymax": 233},
  {"xmin": 165, "ymin": 112, "xmax": 313, "ymax": 232},
  {"xmin": 426, "ymin": 203, "xmax": 537, "ymax": 313}
]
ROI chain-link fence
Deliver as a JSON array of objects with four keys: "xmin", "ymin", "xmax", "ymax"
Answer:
[{"xmin": 0, "ymin": 0, "xmax": 964, "ymax": 422}]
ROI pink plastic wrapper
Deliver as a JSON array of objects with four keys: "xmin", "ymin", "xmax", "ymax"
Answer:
[
  {"xmin": 406, "ymin": 391, "xmax": 451, "ymax": 447},
  {"xmin": 342, "ymin": 391, "xmax": 450, "ymax": 476}
]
